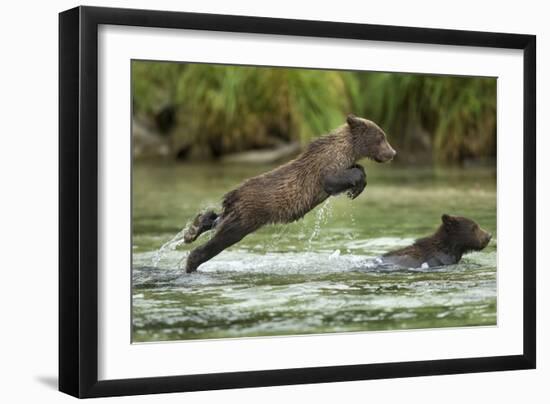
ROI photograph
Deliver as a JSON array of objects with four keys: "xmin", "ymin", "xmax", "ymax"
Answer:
[{"xmin": 131, "ymin": 60, "xmax": 497, "ymax": 343}]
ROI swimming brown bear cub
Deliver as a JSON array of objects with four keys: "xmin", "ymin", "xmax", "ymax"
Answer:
[
  {"xmin": 183, "ymin": 114, "xmax": 396, "ymax": 273},
  {"xmin": 382, "ymin": 214, "xmax": 492, "ymax": 268}
]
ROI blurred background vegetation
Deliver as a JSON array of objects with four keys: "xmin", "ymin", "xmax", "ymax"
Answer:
[{"xmin": 132, "ymin": 60, "xmax": 496, "ymax": 165}]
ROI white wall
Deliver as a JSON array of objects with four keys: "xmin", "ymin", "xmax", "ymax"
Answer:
[{"xmin": 0, "ymin": 0, "xmax": 546, "ymax": 402}]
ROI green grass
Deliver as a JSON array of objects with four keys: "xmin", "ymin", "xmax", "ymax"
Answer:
[{"xmin": 132, "ymin": 61, "xmax": 496, "ymax": 163}]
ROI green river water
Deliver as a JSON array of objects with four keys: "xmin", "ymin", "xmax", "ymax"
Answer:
[{"xmin": 132, "ymin": 161, "xmax": 497, "ymax": 342}]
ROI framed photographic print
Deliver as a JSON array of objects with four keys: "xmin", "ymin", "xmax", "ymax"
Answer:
[{"xmin": 59, "ymin": 6, "xmax": 536, "ymax": 398}]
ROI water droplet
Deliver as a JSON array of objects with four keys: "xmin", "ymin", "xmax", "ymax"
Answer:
[{"xmin": 307, "ymin": 199, "xmax": 333, "ymax": 249}]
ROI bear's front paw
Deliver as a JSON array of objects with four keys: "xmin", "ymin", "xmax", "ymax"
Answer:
[
  {"xmin": 351, "ymin": 163, "xmax": 366, "ymax": 175},
  {"xmin": 347, "ymin": 183, "xmax": 365, "ymax": 199},
  {"xmin": 347, "ymin": 169, "xmax": 366, "ymax": 199}
]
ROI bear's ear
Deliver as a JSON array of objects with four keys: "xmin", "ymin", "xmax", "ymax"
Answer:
[
  {"xmin": 346, "ymin": 113, "xmax": 361, "ymax": 128},
  {"xmin": 441, "ymin": 214, "xmax": 456, "ymax": 227}
]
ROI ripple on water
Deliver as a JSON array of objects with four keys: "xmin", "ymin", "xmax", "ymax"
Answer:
[{"xmin": 132, "ymin": 238, "xmax": 497, "ymax": 342}]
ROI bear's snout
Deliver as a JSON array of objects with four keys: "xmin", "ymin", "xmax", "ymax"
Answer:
[
  {"xmin": 377, "ymin": 144, "xmax": 397, "ymax": 163},
  {"xmin": 383, "ymin": 148, "xmax": 397, "ymax": 161},
  {"xmin": 481, "ymin": 231, "xmax": 492, "ymax": 247}
]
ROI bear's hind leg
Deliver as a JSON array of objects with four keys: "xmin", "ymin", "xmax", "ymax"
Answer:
[
  {"xmin": 183, "ymin": 210, "xmax": 219, "ymax": 244},
  {"xmin": 185, "ymin": 217, "xmax": 252, "ymax": 273}
]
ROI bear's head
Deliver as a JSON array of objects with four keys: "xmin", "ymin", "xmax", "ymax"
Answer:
[
  {"xmin": 441, "ymin": 214, "xmax": 492, "ymax": 253},
  {"xmin": 346, "ymin": 114, "xmax": 396, "ymax": 163}
]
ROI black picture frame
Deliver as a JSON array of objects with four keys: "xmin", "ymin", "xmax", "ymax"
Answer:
[{"xmin": 59, "ymin": 5, "xmax": 536, "ymax": 398}]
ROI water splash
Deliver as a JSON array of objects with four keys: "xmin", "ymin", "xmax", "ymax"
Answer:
[
  {"xmin": 151, "ymin": 227, "xmax": 189, "ymax": 268},
  {"xmin": 177, "ymin": 251, "xmax": 190, "ymax": 270},
  {"xmin": 307, "ymin": 199, "xmax": 333, "ymax": 249},
  {"xmin": 133, "ymin": 246, "xmax": 497, "ymax": 342},
  {"xmin": 329, "ymin": 249, "xmax": 341, "ymax": 260},
  {"xmin": 152, "ymin": 205, "xmax": 220, "ymax": 268},
  {"xmin": 347, "ymin": 208, "xmax": 357, "ymax": 240}
]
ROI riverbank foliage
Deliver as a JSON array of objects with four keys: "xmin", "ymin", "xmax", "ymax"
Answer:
[{"xmin": 132, "ymin": 61, "xmax": 496, "ymax": 164}]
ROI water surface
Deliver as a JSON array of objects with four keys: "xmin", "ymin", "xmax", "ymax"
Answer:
[{"xmin": 132, "ymin": 162, "xmax": 497, "ymax": 342}]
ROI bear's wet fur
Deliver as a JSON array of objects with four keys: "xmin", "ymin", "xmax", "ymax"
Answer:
[
  {"xmin": 382, "ymin": 214, "xmax": 492, "ymax": 268},
  {"xmin": 184, "ymin": 114, "xmax": 396, "ymax": 273}
]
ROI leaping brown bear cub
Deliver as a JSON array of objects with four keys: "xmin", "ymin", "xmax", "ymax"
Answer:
[
  {"xmin": 183, "ymin": 114, "xmax": 396, "ymax": 273},
  {"xmin": 382, "ymin": 214, "xmax": 492, "ymax": 268}
]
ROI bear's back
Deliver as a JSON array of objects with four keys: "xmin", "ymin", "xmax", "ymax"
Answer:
[{"xmin": 222, "ymin": 132, "xmax": 355, "ymax": 224}]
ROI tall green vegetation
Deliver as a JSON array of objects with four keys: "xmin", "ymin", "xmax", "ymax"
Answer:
[
  {"xmin": 132, "ymin": 61, "xmax": 496, "ymax": 164},
  {"xmin": 363, "ymin": 73, "xmax": 496, "ymax": 162}
]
